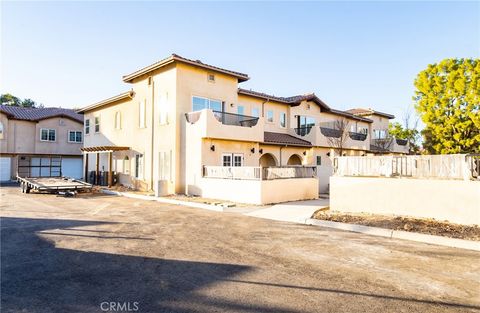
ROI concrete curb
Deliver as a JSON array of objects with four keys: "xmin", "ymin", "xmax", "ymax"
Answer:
[
  {"xmin": 305, "ymin": 218, "xmax": 480, "ymax": 252},
  {"xmin": 101, "ymin": 190, "xmax": 225, "ymax": 212}
]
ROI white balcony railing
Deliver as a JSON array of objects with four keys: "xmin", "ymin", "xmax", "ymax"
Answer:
[{"xmin": 203, "ymin": 166, "xmax": 317, "ymax": 180}]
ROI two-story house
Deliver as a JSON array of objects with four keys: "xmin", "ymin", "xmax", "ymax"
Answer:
[
  {"xmin": 0, "ymin": 105, "xmax": 84, "ymax": 181},
  {"xmin": 78, "ymin": 54, "xmax": 406, "ymax": 203}
]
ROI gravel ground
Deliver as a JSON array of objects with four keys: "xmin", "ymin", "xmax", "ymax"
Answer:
[
  {"xmin": 1, "ymin": 186, "xmax": 479, "ymax": 313},
  {"xmin": 313, "ymin": 210, "xmax": 480, "ymax": 241}
]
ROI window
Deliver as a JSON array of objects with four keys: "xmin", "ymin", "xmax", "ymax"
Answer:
[
  {"xmin": 374, "ymin": 129, "xmax": 387, "ymax": 139},
  {"xmin": 207, "ymin": 73, "xmax": 215, "ymax": 82},
  {"xmin": 192, "ymin": 96, "xmax": 222, "ymax": 112},
  {"xmin": 123, "ymin": 156, "xmax": 130, "ymax": 174},
  {"xmin": 0, "ymin": 122, "xmax": 4, "ymax": 139},
  {"xmin": 280, "ymin": 112, "xmax": 286, "ymax": 127},
  {"xmin": 68, "ymin": 131, "xmax": 82, "ymax": 143},
  {"xmin": 297, "ymin": 116, "xmax": 316, "ymax": 128},
  {"xmin": 266, "ymin": 110, "xmax": 274, "ymax": 123},
  {"xmin": 222, "ymin": 154, "xmax": 232, "ymax": 167},
  {"xmin": 139, "ymin": 100, "xmax": 146, "ymax": 128},
  {"xmin": 40, "ymin": 129, "xmax": 56, "ymax": 142},
  {"xmin": 251, "ymin": 107, "xmax": 260, "ymax": 117},
  {"xmin": 233, "ymin": 154, "xmax": 243, "ymax": 167},
  {"xmin": 237, "ymin": 105, "xmax": 245, "ymax": 115},
  {"xmin": 222, "ymin": 153, "xmax": 243, "ymax": 167},
  {"xmin": 135, "ymin": 154, "xmax": 143, "ymax": 179},
  {"xmin": 94, "ymin": 117, "xmax": 100, "ymax": 133},
  {"xmin": 115, "ymin": 112, "xmax": 122, "ymax": 129},
  {"xmin": 316, "ymin": 156, "xmax": 322, "ymax": 166},
  {"xmin": 159, "ymin": 150, "xmax": 172, "ymax": 182},
  {"xmin": 85, "ymin": 119, "xmax": 90, "ymax": 135}
]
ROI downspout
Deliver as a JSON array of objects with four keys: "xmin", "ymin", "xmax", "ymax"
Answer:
[{"xmin": 150, "ymin": 80, "xmax": 155, "ymax": 191}]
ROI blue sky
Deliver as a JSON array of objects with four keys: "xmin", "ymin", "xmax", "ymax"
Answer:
[{"xmin": 1, "ymin": 1, "xmax": 479, "ymax": 122}]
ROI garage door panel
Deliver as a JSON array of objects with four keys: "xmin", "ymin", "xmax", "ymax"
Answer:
[
  {"xmin": 0, "ymin": 157, "xmax": 12, "ymax": 181},
  {"xmin": 62, "ymin": 158, "xmax": 83, "ymax": 179}
]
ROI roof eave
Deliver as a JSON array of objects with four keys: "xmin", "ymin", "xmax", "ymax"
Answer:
[{"xmin": 77, "ymin": 91, "xmax": 135, "ymax": 113}]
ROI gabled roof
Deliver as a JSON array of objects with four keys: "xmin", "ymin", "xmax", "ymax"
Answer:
[
  {"xmin": 123, "ymin": 54, "xmax": 250, "ymax": 83},
  {"xmin": 263, "ymin": 131, "xmax": 312, "ymax": 147},
  {"xmin": 0, "ymin": 105, "xmax": 83, "ymax": 123},
  {"xmin": 346, "ymin": 108, "xmax": 395, "ymax": 119},
  {"xmin": 76, "ymin": 91, "xmax": 134, "ymax": 113},
  {"xmin": 238, "ymin": 88, "xmax": 330, "ymax": 111},
  {"xmin": 328, "ymin": 109, "xmax": 373, "ymax": 123}
]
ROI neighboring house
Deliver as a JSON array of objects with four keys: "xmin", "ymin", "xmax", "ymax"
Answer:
[
  {"xmin": 78, "ymin": 54, "xmax": 405, "ymax": 201},
  {"xmin": 0, "ymin": 105, "xmax": 84, "ymax": 181},
  {"xmin": 346, "ymin": 108, "xmax": 409, "ymax": 154}
]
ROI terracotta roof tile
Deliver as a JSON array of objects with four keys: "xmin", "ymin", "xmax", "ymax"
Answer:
[
  {"xmin": 263, "ymin": 131, "xmax": 312, "ymax": 147},
  {"xmin": 0, "ymin": 105, "xmax": 83, "ymax": 123}
]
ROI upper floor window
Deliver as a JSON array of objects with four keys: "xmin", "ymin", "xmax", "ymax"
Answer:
[
  {"xmin": 280, "ymin": 112, "xmax": 286, "ymax": 127},
  {"xmin": 207, "ymin": 73, "xmax": 215, "ymax": 82},
  {"xmin": 85, "ymin": 119, "xmax": 90, "ymax": 135},
  {"xmin": 266, "ymin": 110, "xmax": 274, "ymax": 123},
  {"xmin": 139, "ymin": 100, "xmax": 146, "ymax": 128},
  {"xmin": 192, "ymin": 96, "xmax": 222, "ymax": 112},
  {"xmin": 40, "ymin": 128, "xmax": 56, "ymax": 142},
  {"xmin": 94, "ymin": 117, "xmax": 100, "ymax": 133},
  {"xmin": 374, "ymin": 129, "xmax": 387, "ymax": 139},
  {"xmin": 68, "ymin": 131, "xmax": 83, "ymax": 143},
  {"xmin": 0, "ymin": 122, "xmax": 4, "ymax": 139},
  {"xmin": 297, "ymin": 116, "xmax": 316, "ymax": 128},
  {"xmin": 237, "ymin": 105, "xmax": 245, "ymax": 115},
  {"xmin": 115, "ymin": 112, "xmax": 122, "ymax": 130},
  {"xmin": 251, "ymin": 107, "xmax": 260, "ymax": 118}
]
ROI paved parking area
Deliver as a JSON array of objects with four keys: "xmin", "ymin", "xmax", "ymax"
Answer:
[{"xmin": 1, "ymin": 185, "xmax": 479, "ymax": 313}]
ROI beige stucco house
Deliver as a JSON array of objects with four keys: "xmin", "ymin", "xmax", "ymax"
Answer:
[
  {"xmin": 0, "ymin": 105, "xmax": 84, "ymax": 181},
  {"xmin": 78, "ymin": 54, "xmax": 407, "ymax": 203}
]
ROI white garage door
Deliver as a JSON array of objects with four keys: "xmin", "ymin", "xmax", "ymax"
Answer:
[
  {"xmin": 0, "ymin": 157, "xmax": 12, "ymax": 182},
  {"xmin": 62, "ymin": 158, "xmax": 83, "ymax": 179}
]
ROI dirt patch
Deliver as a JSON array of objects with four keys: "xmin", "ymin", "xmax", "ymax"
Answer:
[
  {"xmin": 164, "ymin": 194, "xmax": 266, "ymax": 209},
  {"xmin": 312, "ymin": 210, "xmax": 480, "ymax": 241}
]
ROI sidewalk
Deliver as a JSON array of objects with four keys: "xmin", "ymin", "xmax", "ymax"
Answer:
[{"xmin": 245, "ymin": 198, "xmax": 329, "ymax": 223}]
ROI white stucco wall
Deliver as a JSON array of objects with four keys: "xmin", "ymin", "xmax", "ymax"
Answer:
[
  {"xmin": 192, "ymin": 177, "xmax": 318, "ymax": 205},
  {"xmin": 330, "ymin": 176, "xmax": 480, "ymax": 225}
]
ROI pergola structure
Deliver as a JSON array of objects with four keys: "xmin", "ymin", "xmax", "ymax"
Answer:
[{"xmin": 81, "ymin": 146, "xmax": 130, "ymax": 187}]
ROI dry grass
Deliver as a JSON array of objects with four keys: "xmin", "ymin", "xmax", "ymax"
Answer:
[{"xmin": 312, "ymin": 210, "xmax": 480, "ymax": 241}]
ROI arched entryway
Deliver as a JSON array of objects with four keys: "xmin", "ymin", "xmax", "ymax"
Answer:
[
  {"xmin": 259, "ymin": 153, "xmax": 278, "ymax": 167},
  {"xmin": 287, "ymin": 154, "xmax": 302, "ymax": 165}
]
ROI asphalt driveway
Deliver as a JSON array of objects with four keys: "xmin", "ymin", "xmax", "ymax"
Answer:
[{"xmin": 1, "ymin": 185, "xmax": 479, "ymax": 313}]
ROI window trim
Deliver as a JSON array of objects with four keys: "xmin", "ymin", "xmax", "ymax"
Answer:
[
  {"xmin": 40, "ymin": 128, "xmax": 56, "ymax": 142},
  {"xmin": 85, "ymin": 119, "xmax": 90, "ymax": 135},
  {"xmin": 191, "ymin": 95, "xmax": 223, "ymax": 112},
  {"xmin": 67, "ymin": 130, "xmax": 83, "ymax": 143},
  {"xmin": 233, "ymin": 153, "xmax": 243, "ymax": 167},
  {"xmin": 251, "ymin": 107, "xmax": 260, "ymax": 118},
  {"xmin": 280, "ymin": 112, "xmax": 286, "ymax": 128},
  {"xmin": 266, "ymin": 110, "xmax": 274, "ymax": 123},
  {"xmin": 222, "ymin": 153, "xmax": 232, "ymax": 167},
  {"xmin": 0, "ymin": 121, "xmax": 4, "ymax": 140},
  {"xmin": 94, "ymin": 116, "xmax": 100, "ymax": 133},
  {"xmin": 207, "ymin": 73, "xmax": 215, "ymax": 83},
  {"xmin": 115, "ymin": 111, "xmax": 122, "ymax": 130}
]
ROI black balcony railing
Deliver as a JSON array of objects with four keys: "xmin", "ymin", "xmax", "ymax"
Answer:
[
  {"xmin": 213, "ymin": 110, "xmax": 259, "ymax": 127},
  {"xmin": 320, "ymin": 127, "xmax": 343, "ymax": 138},
  {"xmin": 396, "ymin": 138, "xmax": 408, "ymax": 146},
  {"xmin": 294, "ymin": 126, "xmax": 312, "ymax": 137},
  {"xmin": 348, "ymin": 131, "xmax": 367, "ymax": 141}
]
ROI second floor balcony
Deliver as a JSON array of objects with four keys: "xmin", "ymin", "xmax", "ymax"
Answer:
[
  {"xmin": 290, "ymin": 121, "xmax": 369, "ymax": 150},
  {"xmin": 371, "ymin": 137, "xmax": 409, "ymax": 154},
  {"xmin": 185, "ymin": 109, "xmax": 264, "ymax": 142}
]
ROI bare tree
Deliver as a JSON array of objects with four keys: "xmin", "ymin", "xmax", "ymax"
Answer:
[
  {"xmin": 371, "ymin": 136, "xmax": 394, "ymax": 154},
  {"xmin": 322, "ymin": 118, "xmax": 351, "ymax": 157}
]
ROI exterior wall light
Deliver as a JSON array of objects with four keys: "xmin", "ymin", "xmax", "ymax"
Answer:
[
  {"xmin": 210, "ymin": 145, "xmax": 215, "ymax": 151},
  {"xmin": 251, "ymin": 148, "xmax": 255, "ymax": 153},
  {"xmin": 259, "ymin": 149, "xmax": 263, "ymax": 154},
  {"xmin": 303, "ymin": 151, "xmax": 307, "ymax": 156}
]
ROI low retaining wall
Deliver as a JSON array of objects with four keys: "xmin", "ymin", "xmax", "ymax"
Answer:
[
  {"xmin": 191, "ymin": 177, "xmax": 318, "ymax": 205},
  {"xmin": 330, "ymin": 176, "xmax": 480, "ymax": 225}
]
